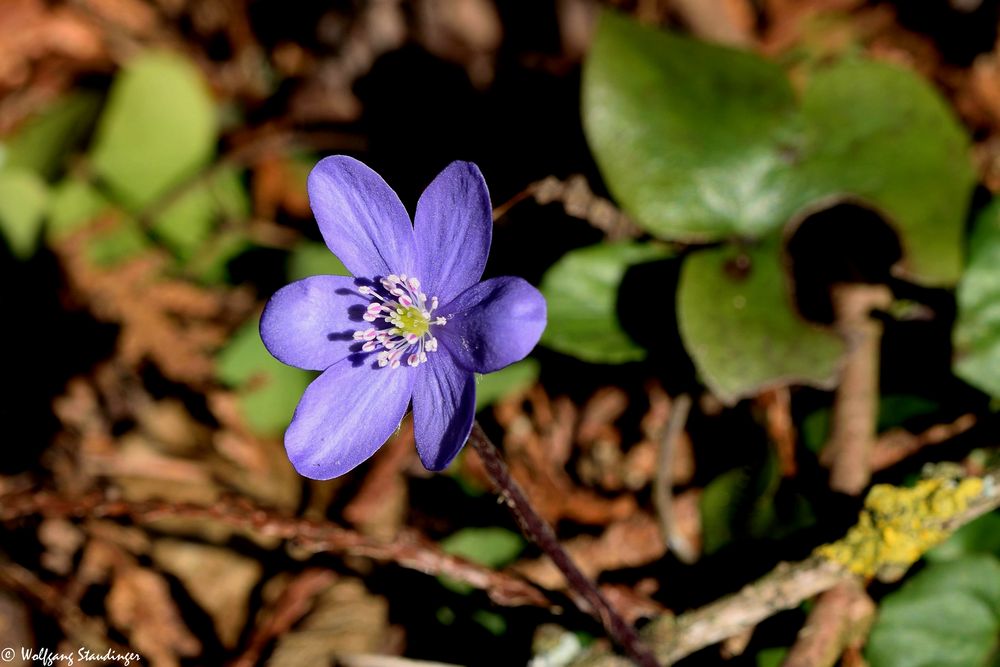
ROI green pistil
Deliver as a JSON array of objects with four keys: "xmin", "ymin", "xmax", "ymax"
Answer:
[{"xmin": 395, "ymin": 306, "xmax": 430, "ymax": 336}]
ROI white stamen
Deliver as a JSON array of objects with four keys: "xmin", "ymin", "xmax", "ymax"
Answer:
[{"xmin": 349, "ymin": 272, "xmax": 449, "ymax": 370}]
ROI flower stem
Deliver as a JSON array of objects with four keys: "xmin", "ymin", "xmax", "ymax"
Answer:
[{"xmin": 468, "ymin": 422, "xmax": 661, "ymax": 667}]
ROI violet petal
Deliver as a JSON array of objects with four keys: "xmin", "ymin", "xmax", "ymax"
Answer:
[
  {"xmin": 285, "ymin": 358, "xmax": 415, "ymax": 479},
  {"xmin": 438, "ymin": 276, "xmax": 547, "ymax": 374},
  {"xmin": 413, "ymin": 161, "xmax": 492, "ymax": 303},
  {"xmin": 308, "ymin": 155, "xmax": 418, "ymax": 278},
  {"xmin": 412, "ymin": 345, "xmax": 476, "ymax": 471},
  {"xmin": 260, "ymin": 275, "xmax": 368, "ymax": 371}
]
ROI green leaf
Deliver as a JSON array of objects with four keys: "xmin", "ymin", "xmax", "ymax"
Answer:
[
  {"xmin": 867, "ymin": 555, "xmax": 1000, "ymax": 667},
  {"xmin": 440, "ymin": 527, "xmax": 525, "ymax": 568},
  {"xmin": 152, "ymin": 167, "xmax": 248, "ymax": 259},
  {"xmin": 700, "ymin": 467, "xmax": 751, "ymax": 555},
  {"xmin": 439, "ymin": 527, "xmax": 526, "ymax": 595},
  {"xmin": 475, "ymin": 359, "xmax": 540, "ymax": 411},
  {"xmin": 0, "ymin": 168, "xmax": 49, "ymax": 259},
  {"xmin": 954, "ymin": 200, "xmax": 1000, "ymax": 398},
  {"xmin": 91, "ymin": 51, "xmax": 216, "ymax": 209},
  {"xmin": 677, "ymin": 238, "xmax": 843, "ymax": 403},
  {"xmin": 0, "ymin": 92, "xmax": 102, "ymax": 179},
  {"xmin": 797, "ymin": 60, "xmax": 973, "ymax": 284},
  {"xmin": 583, "ymin": 12, "xmax": 973, "ymax": 285},
  {"xmin": 756, "ymin": 647, "xmax": 789, "ymax": 667},
  {"xmin": 583, "ymin": 11, "xmax": 798, "ymax": 242},
  {"xmin": 927, "ymin": 513, "xmax": 1000, "ymax": 563},
  {"xmin": 287, "ymin": 241, "xmax": 350, "ymax": 281},
  {"xmin": 540, "ymin": 241, "xmax": 672, "ymax": 364},
  {"xmin": 216, "ymin": 320, "xmax": 313, "ymax": 436},
  {"xmin": 45, "ymin": 177, "xmax": 150, "ymax": 264},
  {"xmin": 186, "ymin": 231, "xmax": 255, "ymax": 285},
  {"xmin": 472, "ymin": 610, "xmax": 507, "ymax": 636},
  {"xmin": 47, "ymin": 178, "xmax": 112, "ymax": 239},
  {"xmin": 87, "ymin": 218, "xmax": 150, "ymax": 266}
]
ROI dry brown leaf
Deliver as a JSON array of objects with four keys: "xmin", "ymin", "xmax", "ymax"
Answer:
[
  {"xmin": 599, "ymin": 583, "xmax": 667, "ymax": 625},
  {"xmin": 107, "ymin": 562, "xmax": 201, "ymax": 667},
  {"xmin": 0, "ymin": 589, "xmax": 34, "ymax": 660},
  {"xmin": 0, "ymin": 0, "xmax": 105, "ymax": 91},
  {"xmin": 252, "ymin": 153, "xmax": 312, "ymax": 220},
  {"xmin": 134, "ymin": 397, "xmax": 210, "ymax": 457},
  {"xmin": 38, "ymin": 519, "xmax": 85, "ymax": 576},
  {"xmin": 233, "ymin": 569, "xmax": 338, "ymax": 667},
  {"xmin": 512, "ymin": 514, "xmax": 666, "ymax": 590},
  {"xmin": 151, "ymin": 539, "xmax": 262, "ymax": 648},
  {"xmin": 483, "ymin": 387, "xmax": 638, "ymax": 525},
  {"xmin": 415, "ymin": 0, "xmax": 502, "ymax": 87},
  {"xmin": 81, "ymin": 0, "xmax": 160, "ymax": 35},
  {"xmin": 342, "ymin": 423, "xmax": 414, "ymax": 539},
  {"xmin": 207, "ymin": 390, "xmax": 302, "ymax": 511},
  {"xmin": 289, "ymin": 0, "xmax": 407, "ymax": 123},
  {"xmin": 671, "ymin": 0, "xmax": 757, "ymax": 47},
  {"xmin": 55, "ymin": 219, "xmax": 248, "ymax": 386},
  {"xmin": 267, "ymin": 577, "xmax": 390, "ymax": 666}
]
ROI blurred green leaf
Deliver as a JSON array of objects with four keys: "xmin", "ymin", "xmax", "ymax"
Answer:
[
  {"xmin": 216, "ymin": 320, "xmax": 313, "ymax": 436},
  {"xmin": 440, "ymin": 527, "xmax": 525, "ymax": 568},
  {"xmin": 46, "ymin": 178, "xmax": 150, "ymax": 265},
  {"xmin": 954, "ymin": 200, "xmax": 1000, "ymax": 398},
  {"xmin": 0, "ymin": 168, "xmax": 49, "ymax": 259},
  {"xmin": 85, "ymin": 218, "xmax": 150, "ymax": 266},
  {"xmin": 927, "ymin": 513, "xmax": 1000, "ymax": 563},
  {"xmin": 91, "ymin": 51, "xmax": 216, "ymax": 209},
  {"xmin": 700, "ymin": 467, "xmax": 750, "ymax": 555},
  {"xmin": 876, "ymin": 395, "xmax": 940, "ymax": 431},
  {"xmin": 475, "ymin": 359, "xmax": 540, "ymax": 411},
  {"xmin": 677, "ymin": 238, "xmax": 843, "ymax": 404},
  {"xmin": 756, "ymin": 647, "xmax": 789, "ymax": 667},
  {"xmin": 47, "ymin": 178, "xmax": 111, "ymax": 239},
  {"xmin": 867, "ymin": 555, "xmax": 1000, "ymax": 667},
  {"xmin": 472, "ymin": 610, "xmax": 507, "ymax": 636},
  {"xmin": 152, "ymin": 167, "xmax": 249, "ymax": 258},
  {"xmin": 540, "ymin": 241, "xmax": 672, "ymax": 364},
  {"xmin": 0, "ymin": 93, "xmax": 102, "ymax": 179},
  {"xmin": 187, "ymin": 231, "xmax": 255, "ymax": 285},
  {"xmin": 439, "ymin": 527, "xmax": 525, "ymax": 594},
  {"xmin": 288, "ymin": 241, "xmax": 350, "ymax": 281},
  {"xmin": 583, "ymin": 12, "xmax": 973, "ymax": 285}
]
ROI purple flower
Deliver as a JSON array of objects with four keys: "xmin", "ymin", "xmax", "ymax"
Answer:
[{"xmin": 260, "ymin": 157, "xmax": 547, "ymax": 479}]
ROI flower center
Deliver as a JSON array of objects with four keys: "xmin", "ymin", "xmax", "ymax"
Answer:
[{"xmin": 352, "ymin": 274, "xmax": 446, "ymax": 369}]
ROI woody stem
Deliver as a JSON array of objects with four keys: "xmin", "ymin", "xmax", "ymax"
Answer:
[{"xmin": 468, "ymin": 422, "xmax": 661, "ymax": 667}]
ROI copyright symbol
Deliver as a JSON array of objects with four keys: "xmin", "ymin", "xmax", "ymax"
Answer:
[{"xmin": 1, "ymin": 647, "xmax": 14, "ymax": 662}]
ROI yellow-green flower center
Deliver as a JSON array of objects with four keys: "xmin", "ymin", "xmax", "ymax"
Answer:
[
  {"xmin": 395, "ymin": 305, "xmax": 430, "ymax": 337},
  {"xmin": 354, "ymin": 273, "xmax": 447, "ymax": 369}
]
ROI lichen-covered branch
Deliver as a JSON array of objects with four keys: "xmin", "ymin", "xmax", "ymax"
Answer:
[{"xmin": 568, "ymin": 465, "xmax": 1000, "ymax": 666}]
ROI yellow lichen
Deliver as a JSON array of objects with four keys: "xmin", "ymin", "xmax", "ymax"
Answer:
[{"xmin": 815, "ymin": 477, "xmax": 984, "ymax": 579}]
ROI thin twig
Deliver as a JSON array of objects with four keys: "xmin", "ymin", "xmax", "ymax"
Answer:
[
  {"xmin": 492, "ymin": 174, "xmax": 643, "ymax": 240},
  {"xmin": 870, "ymin": 413, "xmax": 977, "ymax": 472},
  {"xmin": 782, "ymin": 579, "xmax": 875, "ymax": 667},
  {"xmin": 0, "ymin": 490, "xmax": 549, "ymax": 609},
  {"xmin": 822, "ymin": 284, "xmax": 893, "ymax": 495},
  {"xmin": 653, "ymin": 394, "xmax": 696, "ymax": 563},
  {"xmin": 468, "ymin": 422, "xmax": 661, "ymax": 667}
]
